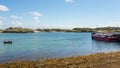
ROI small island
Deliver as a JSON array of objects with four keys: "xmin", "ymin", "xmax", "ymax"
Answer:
[{"xmin": 2, "ymin": 27, "xmax": 34, "ymax": 33}]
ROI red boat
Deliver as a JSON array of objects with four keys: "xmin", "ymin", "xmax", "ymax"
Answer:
[{"xmin": 92, "ymin": 32, "xmax": 120, "ymax": 42}]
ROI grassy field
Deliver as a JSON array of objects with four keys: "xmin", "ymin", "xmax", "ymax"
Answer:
[{"xmin": 0, "ymin": 51, "xmax": 120, "ymax": 68}]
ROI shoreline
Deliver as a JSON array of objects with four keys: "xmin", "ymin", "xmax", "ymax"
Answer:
[
  {"xmin": 1, "ymin": 27, "xmax": 120, "ymax": 33},
  {"xmin": 0, "ymin": 51, "xmax": 120, "ymax": 68}
]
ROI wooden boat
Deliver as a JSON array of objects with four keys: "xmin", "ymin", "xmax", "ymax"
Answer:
[
  {"xmin": 92, "ymin": 32, "xmax": 120, "ymax": 42},
  {"xmin": 3, "ymin": 41, "xmax": 12, "ymax": 44}
]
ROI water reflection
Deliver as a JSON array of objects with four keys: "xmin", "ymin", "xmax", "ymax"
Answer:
[{"xmin": 92, "ymin": 40, "xmax": 120, "ymax": 53}]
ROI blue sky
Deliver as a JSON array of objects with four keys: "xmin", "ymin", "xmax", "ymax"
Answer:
[{"xmin": 0, "ymin": 0, "xmax": 120, "ymax": 29}]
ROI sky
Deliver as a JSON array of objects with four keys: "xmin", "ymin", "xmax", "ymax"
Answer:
[{"xmin": 0, "ymin": 0, "xmax": 120, "ymax": 29}]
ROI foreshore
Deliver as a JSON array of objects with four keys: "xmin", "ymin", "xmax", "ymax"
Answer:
[{"xmin": 0, "ymin": 51, "xmax": 120, "ymax": 68}]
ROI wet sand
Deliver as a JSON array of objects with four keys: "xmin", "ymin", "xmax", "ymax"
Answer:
[{"xmin": 0, "ymin": 51, "xmax": 120, "ymax": 68}]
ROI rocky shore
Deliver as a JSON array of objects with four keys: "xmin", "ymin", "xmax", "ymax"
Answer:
[{"xmin": 0, "ymin": 51, "xmax": 120, "ymax": 68}]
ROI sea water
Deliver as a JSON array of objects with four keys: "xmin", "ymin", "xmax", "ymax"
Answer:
[{"xmin": 0, "ymin": 32, "xmax": 120, "ymax": 63}]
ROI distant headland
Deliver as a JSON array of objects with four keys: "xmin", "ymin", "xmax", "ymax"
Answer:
[
  {"xmin": 0, "ymin": 27, "xmax": 120, "ymax": 33},
  {"xmin": 1, "ymin": 27, "xmax": 34, "ymax": 33}
]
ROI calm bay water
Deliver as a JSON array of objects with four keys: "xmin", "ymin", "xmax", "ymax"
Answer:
[{"xmin": 0, "ymin": 32, "xmax": 120, "ymax": 63}]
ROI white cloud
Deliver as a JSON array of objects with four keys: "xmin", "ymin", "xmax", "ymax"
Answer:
[
  {"xmin": 34, "ymin": 17, "xmax": 40, "ymax": 23},
  {"xmin": 95, "ymin": 21, "xmax": 120, "ymax": 27},
  {"xmin": 31, "ymin": 12, "xmax": 42, "ymax": 17},
  {"xmin": 12, "ymin": 21, "xmax": 23, "ymax": 27},
  {"xmin": 106, "ymin": 22, "xmax": 120, "ymax": 27},
  {"xmin": 30, "ymin": 12, "xmax": 42, "ymax": 23},
  {"xmin": 0, "ymin": 20, "xmax": 3, "ymax": 26},
  {"xmin": 0, "ymin": 5, "xmax": 9, "ymax": 12},
  {"xmin": 10, "ymin": 15, "xmax": 22, "ymax": 19},
  {"xmin": 0, "ymin": 16, "xmax": 6, "ymax": 20},
  {"xmin": 0, "ymin": 16, "xmax": 5, "ymax": 26},
  {"xmin": 0, "ymin": 20, "xmax": 2, "ymax": 23},
  {"xmin": 65, "ymin": 0, "xmax": 75, "ymax": 3}
]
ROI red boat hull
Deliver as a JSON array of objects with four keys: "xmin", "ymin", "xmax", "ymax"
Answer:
[{"xmin": 92, "ymin": 35, "xmax": 118, "ymax": 41}]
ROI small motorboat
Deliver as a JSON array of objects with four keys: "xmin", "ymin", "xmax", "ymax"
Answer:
[
  {"xmin": 92, "ymin": 32, "xmax": 120, "ymax": 42},
  {"xmin": 3, "ymin": 41, "xmax": 12, "ymax": 44}
]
